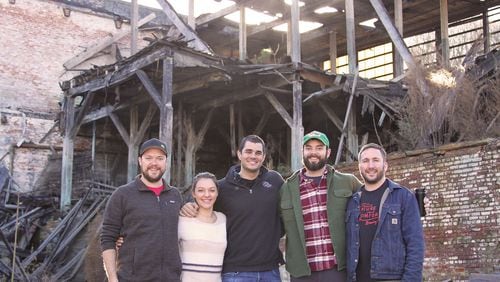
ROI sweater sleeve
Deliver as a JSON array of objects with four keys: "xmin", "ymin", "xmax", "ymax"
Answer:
[{"xmin": 100, "ymin": 190, "xmax": 124, "ymax": 251}]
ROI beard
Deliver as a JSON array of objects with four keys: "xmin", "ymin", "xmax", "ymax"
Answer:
[
  {"xmin": 303, "ymin": 153, "xmax": 328, "ymax": 172},
  {"xmin": 141, "ymin": 166, "xmax": 165, "ymax": 183},
  {"xmin": 361, "ymin": 169, "xmax": 384, "ymax": 185}
]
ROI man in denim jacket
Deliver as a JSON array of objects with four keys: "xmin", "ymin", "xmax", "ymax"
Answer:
[{"xmin": 346, "ymin": 143, "xmax": 424, "ymax": 281}]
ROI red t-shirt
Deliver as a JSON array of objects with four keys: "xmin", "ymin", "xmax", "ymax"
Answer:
[{"xmin": 147, "ymin": 185, "xmax": 164, "ymax": 196}]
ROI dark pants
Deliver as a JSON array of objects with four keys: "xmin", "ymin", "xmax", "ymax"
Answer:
[{"xmin": 290, "ymin": 268, "xmax": 346, "ymax": 282}]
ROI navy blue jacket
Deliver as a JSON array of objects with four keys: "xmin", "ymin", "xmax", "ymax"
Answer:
[
  {"xmin": 345, "ymin": 179, "xmax": 424, "ymax": 281},
  {"xmin": 215, "ymin": 165, "xmax": 285, "ymax": 273}
]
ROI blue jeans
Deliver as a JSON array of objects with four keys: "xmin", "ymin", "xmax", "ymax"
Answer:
[{"xmin": 222, "ymin": 268, "xmax": 281, "ymax": 282}]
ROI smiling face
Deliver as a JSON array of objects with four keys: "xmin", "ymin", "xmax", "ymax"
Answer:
[
  {"xmin": 138, "ymin": 148, "xmax": 167, "ymax": 186},
  {"xmin": 237, "ymin": 141, "xmax": 265, "ymax": 175},
  {"xmin": 358, "ymin": 147, "xmax": 388, "ymax": 189},
  {"xmin": 303, "ymin": 139, "xmax": 331, "ymax": 173},
  {"xmin": 192, "ymin": 177, "xmax": 218, "ymax": 211}
]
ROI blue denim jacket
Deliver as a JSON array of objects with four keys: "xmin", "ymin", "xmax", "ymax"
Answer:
[{"xmin": 345, "ymin": 179, "xmax": 424, "ymax": 281}]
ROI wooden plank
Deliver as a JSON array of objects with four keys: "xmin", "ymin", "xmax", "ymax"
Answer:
[
  {"xmin": 369, "ymin": 0, "xmax": 416, "ymax": 68},
  {"xmin": 440, "ymin": 0, "xmax": 450, "ymax": 68},
  {"xmin": 319, "ymin": 103, "xmax": 343, "ymax": 131},
  {"xmin": 196, "ymin": 88, "xmax": 265, "ymax": 111},
  {"xmin": 291, "ymin": 78, "xmax": 303, "ymax": 171},
  {"xmin": 254, "ymin": 111, "xmax": 270, "ymax": 135},
  {"xmin": 230, "ymin": 104, "xmax": 236, "ymax": 157},
  {"xmin": 239, "ymin": 6, "xmax": 247, "ymax": 61},
  {"xmin": 335, "ymin": 71, "xmax": 359, "ymax": 164},
  {"xmin": 70, "ymin": 92, "xmax": 95, "ymax": 137},
  {"xmin": 265, "ymin": 93, "xmax": 292, "ymax": 128},
  {"xmin": 127, "ymin": 106, "xmax": 138, "ymax": 182},
  {"xmin": 393, "ymin": 0, "xmax": 404, "ymax": 77},
  {"xmin": 155, "ymin": 0, "xmax": 212, "ymax": 54},
  {"xmin": 196, "ymin": 4, "xmax": 239, "ymax": 26},
  {"xmin": 188, "ymin": 0, "xmax": 195, "ymax": 29},
  {"xmin": 346, "ymin": 0, "xmax": 357, "ymax": 73},
  {"xmin": 290, "ymin": 0, "xmax": 301, "ymax": 63},
  {"xmin": 131, "ymin": 0, "xmax": 139, "ymax": 54},
  {"xmin": 303, "ymin": 85, "xmax": 343, "ymax": 103},
  {"xmin": 329, "ymin": 31, "xmax": 337, "ymax": 73},
  {"xmin": 60, "ymin": 96, "xmax": 75, "ymax": 211},
  {"xmin": 160, "ymin": 56, "xmax": 174, "ymax": 183},
  {"xmin": 175, "ymin": 102, "xmax": 183, "ymax": 186},
  {"xmin": 63, "ymin": 13, "xmax": 156, "ymax": 70},
  {"xmin": 136, "ymin": 70, "xmax": 162, "ymax": 108},
  {"xmin": 68, "ymin": 46, "xmax": 170, "ymax": 96},
  {"xmin": 174, "ymin": 72, "xmax": 231, "ymax": 94},
  {"xmin": 109, "ymin": 111, "xmax": 130, "ymax": 146},
  {"xmin": 136, "ymin": 103, "xmax": 157, "ymax": 143}
]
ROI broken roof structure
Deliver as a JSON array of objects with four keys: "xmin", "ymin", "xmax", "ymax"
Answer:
[{"xmin": 57, "ymin": 0, "xmax": 500, "ymax": 210}]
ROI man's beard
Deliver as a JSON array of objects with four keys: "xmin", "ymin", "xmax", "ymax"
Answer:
[
  {"xmin": 361, "ymin": 169, "xmax": 384, "ymax": 185},
  {"xmin": 142, "ymin": 167, "xmax": 164, "ymax": 183},
  {"xmin": 303, "ymin": 153, "xmax": 328, "ymax": 171}
]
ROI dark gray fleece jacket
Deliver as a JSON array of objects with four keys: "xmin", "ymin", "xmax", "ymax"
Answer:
[{"xmin": 100, "ymin": 176, "xmax": 182, "ymax": 282}]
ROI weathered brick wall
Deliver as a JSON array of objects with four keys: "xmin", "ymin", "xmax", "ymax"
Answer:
[
  {"xmin": 0, "ymin": 0, "xmax": 147, "ymax": 190},
  {"xmin": 337, "ymin": 139, "xmax": 499, "ymax": 281}
]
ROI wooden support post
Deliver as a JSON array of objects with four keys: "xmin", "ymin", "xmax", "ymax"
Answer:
[
  {"xmin": 440, "ymin": 0, "xmax": 450, "ymax": 68},
  {"xmin": 335, "ymin": 73, "xmax": 359, "ymax": 164},
  {"xmin": 369, "ymin": 0, "xmax": 416, "ymax": 68},
  {"xmin": 188, "ymin": 0, "xmax": 195, "ymax": 29},
  {"xmin": 131, "ymin": 0, "xmax": 138, "ymax": 54},
  {"xmin": 128, "ymin": 106, "xmax": 139, "ymax": 182},
  {"xmin": 290, "ymin": 0, "xmax": 303, "ymax": 171},
  {"xmin": 238, "ymin": 106, "xmax": 244, "ymax": 142},
  {"xmin": 291, "ymin": 79, "xmax": 303, "ymax": 171},
  {"xmin": 160, "ymin": 56, "xmax": 174, "ymax": 183},
  {"xmin": 329, "ymin": 31, "xmax": 338, "ymax": 73},
  {"xmin": 60, "ymin": 96, "xmax": 75, "ymax": 211},
  {"xmin": 176, "ymin": 102, "xmax": 183, "ymax": 186},
  {"xmin": 229, "ymin": 104, "xmax": 236, "ymax": 157},
  {"xmin": 393, "ymin": 0, "xmax": 404, "ymax": 77},
  {"xmin": 483, "ymin": 7, "xmax": 490, "ymax": 53},
  {"xmin": 239, "ymin": 6, "xmax": 247, "ymax": 61},
  {"xmin": 287, "ymin": 20, "xmax": 292, "ymax": 56},
  {"xmin": 345, "ymin": 0, "xmax": 358, "ymax": 163}
]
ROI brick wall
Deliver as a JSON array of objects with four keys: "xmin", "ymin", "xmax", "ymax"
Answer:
[
  {"xmin": 337, "ymin": 139, "xmax": 499, "ymax": 281},
  {"xmin": 0, "ymin": 0, "xmax": 147, "ymax": 190}
]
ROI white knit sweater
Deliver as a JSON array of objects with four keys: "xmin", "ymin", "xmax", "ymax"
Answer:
[{"xmin": 178, "ymin": 211, "xmax": 227, "ymax": 282}]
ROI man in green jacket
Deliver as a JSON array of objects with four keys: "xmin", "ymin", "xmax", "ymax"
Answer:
[{"xmin": 280, "ymin": 131, "xmax": 362, "ymax": 281}]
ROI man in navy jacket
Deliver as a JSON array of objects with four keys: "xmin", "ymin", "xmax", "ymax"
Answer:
[{"xmin": 346, "ymin": 143, "xmax": 424, "ymax": 281}]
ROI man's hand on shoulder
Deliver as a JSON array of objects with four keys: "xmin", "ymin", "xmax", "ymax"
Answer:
[{"xmin": 179, "ymin": 202, "xmax": 199, "ymax": 217}]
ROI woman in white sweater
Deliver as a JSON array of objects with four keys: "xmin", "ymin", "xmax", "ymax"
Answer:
[{"xmin": 178, "ymin": 172, "xmax": 227, "ymax": 282}]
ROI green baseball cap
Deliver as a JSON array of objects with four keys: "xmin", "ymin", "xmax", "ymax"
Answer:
[{"xmin": 303, "ymin": 131, "xmax": 330, "ymax": 147}]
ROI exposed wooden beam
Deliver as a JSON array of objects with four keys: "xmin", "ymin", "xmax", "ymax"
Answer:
[
  {"xmin": 155, "ymin": 0, "xmax": 213, "ymax": 54},
  {"xmin": 70, "ymin": 92, "xmax": 95, "ymax": 137},
  {"xmin": 131, "ymin": 0, "xmax": 139, "ymax": 54},
  {"xmin": 265, "ymin": 92, "xmax": 292, "ymax": 128},
  {"xmin": 68, "ymin": 46, "xmax": 170, "ymax": 96},
  {"xmin": 136, "ymin": 70, "xmax": 162, "ymax": 108},
  {"xmin": 239, "ymin": 6, "xmax": 247, "ymax": 61},
  {"xmin": 63, "ymin": 13, "xmax": 156, "ymax": 70},
  {"xmin": 159, "ymin": 56, "xmax": 174, "ymax": 182},
  {"xmin": 109, "ymin": 111, "xmax": 131, "ymax": 146},
  {"xmin": 440, "ymin": 0, "xmax": 450, "ymax": 67},
  {"xmin": 369, "ymin": 0, "xmax": 416, "ymax": 68},
  {"xmin": 319, "ymin": 103, "xmax": 343, "ymax": 131},
  {"xmin": 196, "ymin": 4, "xmax": 239, "ymax": 26},
  {"xmin": 60, "ymin": 96, "xmax": 75, "ymax": 211},
  {"xmin": 127, "ymin": 105, "xmax": 139, "ymax": 182}
]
